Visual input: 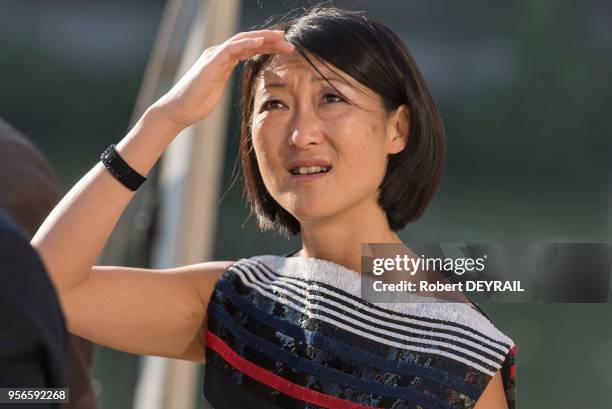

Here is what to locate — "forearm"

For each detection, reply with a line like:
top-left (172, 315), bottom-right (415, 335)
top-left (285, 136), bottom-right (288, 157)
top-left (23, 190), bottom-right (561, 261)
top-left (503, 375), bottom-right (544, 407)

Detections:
top-left (30, 28), bottom-right (291, 301)
top-left (31, 105), bottom-right (183, 296)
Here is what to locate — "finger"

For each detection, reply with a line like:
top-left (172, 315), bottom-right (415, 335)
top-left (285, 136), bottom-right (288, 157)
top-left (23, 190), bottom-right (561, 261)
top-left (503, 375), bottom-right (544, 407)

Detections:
top-left (251, 40), bottom-right (295, 54)
top-left (229, 32), bottom-right (293, 51)
top-left (226, 37), bottom-right (294, 61)
top-left (237, 44), bottom-right (295, 61)
top-left (230, 29), bottom-right (285, 42)
top-left (224, 37), bottom-right (264, 59)
top-left (227, 35), bottom-right (292, 51)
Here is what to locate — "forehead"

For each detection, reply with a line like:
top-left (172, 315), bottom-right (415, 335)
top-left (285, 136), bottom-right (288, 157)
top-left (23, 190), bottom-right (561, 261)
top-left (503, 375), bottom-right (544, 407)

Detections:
top-left (254, 50), bottom-right (369, 95)
top-left (264, 51), bottom-right (326, 75)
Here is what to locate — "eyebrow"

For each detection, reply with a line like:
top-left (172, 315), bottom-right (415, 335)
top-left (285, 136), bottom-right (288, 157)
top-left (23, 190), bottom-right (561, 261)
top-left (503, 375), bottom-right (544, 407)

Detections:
top-left (262, 76), bottom-right (348, 89)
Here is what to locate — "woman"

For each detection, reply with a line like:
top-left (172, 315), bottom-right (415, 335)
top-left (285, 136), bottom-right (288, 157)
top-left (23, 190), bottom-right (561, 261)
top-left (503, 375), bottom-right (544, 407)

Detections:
top-left (32, 6), bottom-right (516, 409)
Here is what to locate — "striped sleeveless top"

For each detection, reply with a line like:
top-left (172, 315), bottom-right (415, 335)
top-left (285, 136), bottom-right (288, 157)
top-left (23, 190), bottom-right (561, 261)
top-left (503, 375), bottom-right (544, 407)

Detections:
top-left (202, 254), bottom-right (517, 409)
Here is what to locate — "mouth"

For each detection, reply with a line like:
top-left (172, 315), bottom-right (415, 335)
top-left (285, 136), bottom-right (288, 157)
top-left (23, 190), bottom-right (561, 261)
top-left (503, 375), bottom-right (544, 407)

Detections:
top-left (288, 165), bottom-right (332, 182)
top-left (289, 165), bottom-right (331, 175)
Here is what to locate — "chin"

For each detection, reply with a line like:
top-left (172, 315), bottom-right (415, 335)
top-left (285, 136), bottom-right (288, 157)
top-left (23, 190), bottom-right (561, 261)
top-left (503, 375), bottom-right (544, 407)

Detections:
top-left (285, 201), bottom-right (347, 225)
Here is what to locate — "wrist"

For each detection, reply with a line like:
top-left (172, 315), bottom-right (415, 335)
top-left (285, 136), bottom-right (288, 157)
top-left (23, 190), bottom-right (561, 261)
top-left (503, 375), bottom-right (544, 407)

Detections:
top-left (115, 104), bottom-right (185, 176)
top-left (147, 98), bottom-right (191, 133)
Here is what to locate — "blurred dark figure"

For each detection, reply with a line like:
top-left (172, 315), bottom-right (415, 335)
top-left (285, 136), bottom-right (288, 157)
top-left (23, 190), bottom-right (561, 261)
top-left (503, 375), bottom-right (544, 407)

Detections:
top-left (0, 207), bottom-right (66, 408)
top-left (0, 118), bottom-right (98, 409)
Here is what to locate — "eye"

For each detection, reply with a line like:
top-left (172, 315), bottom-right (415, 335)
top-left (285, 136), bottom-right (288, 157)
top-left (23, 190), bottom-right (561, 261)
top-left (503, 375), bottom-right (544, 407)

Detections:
top-left (322, 93), bottom-right (346, 104)
top-left (260, 99), bottom-right (284, 111)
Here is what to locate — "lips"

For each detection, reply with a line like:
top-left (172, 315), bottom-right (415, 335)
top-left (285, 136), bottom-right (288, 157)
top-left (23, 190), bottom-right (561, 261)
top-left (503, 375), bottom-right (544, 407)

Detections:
top-left (289, 170), bottom-right (330, 182)
top-left (286, 159), bottom-right (332, 174)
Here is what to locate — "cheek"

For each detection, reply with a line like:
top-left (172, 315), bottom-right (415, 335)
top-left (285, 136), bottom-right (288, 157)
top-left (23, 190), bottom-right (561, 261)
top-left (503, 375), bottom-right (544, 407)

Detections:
top-left (335, 116), bottom-right (388, 182)
top-left (251, 134), bottom-right (271, 178)
top-left (251, 125), bottom-right (284, 190)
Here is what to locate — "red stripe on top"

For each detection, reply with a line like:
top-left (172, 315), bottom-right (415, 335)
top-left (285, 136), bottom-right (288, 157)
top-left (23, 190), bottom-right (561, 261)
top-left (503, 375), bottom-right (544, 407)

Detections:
top-left (204, 330), bottom-right (382, 409)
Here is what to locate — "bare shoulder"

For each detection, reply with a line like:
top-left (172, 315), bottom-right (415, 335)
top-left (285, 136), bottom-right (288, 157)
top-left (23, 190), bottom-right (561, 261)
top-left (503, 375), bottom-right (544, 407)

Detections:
top-left (169, 260), bottom-right (236, 304)
top-left (165, 260), bottom-right (235, 275)
top-left (473, 369), bottom-right (508, 409)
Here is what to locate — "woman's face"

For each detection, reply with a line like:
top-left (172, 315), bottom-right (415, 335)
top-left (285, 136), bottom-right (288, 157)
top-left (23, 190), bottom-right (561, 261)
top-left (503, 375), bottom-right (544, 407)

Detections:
top-left (250, 50), bottom-right (408, 225)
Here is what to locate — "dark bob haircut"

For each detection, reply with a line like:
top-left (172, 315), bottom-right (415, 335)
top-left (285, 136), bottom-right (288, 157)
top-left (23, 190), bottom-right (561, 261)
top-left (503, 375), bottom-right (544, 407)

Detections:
top-left (239, 5), bottom-right (445, 237)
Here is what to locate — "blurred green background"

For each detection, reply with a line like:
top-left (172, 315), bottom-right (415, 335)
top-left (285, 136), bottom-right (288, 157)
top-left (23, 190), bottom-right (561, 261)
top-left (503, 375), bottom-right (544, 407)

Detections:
top-left (1, 0), bottom-right (611, 407)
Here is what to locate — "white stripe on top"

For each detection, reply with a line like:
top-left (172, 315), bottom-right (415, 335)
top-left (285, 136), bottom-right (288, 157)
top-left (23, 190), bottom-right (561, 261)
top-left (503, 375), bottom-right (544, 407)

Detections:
top-left (226, 258), bottom-right (513, 376)
top-left (241, 258), bottom-right (507, 358)
top-left (250, 255), bottom-right (514, 348)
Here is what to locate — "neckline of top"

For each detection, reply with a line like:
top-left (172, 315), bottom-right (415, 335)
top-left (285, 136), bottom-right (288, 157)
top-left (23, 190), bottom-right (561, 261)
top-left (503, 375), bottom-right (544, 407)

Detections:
top-left (281, 249), bottom-right (361, 277)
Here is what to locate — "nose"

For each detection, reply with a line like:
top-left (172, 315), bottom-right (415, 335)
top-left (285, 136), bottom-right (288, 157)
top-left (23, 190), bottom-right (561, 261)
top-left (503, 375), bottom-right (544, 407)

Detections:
top-left (288, 104), bottom-right (324, 149)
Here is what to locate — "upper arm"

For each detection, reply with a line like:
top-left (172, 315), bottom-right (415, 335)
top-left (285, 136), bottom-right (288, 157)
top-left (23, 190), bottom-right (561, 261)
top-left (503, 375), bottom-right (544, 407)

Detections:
top-left (60, 260), bottom-right (234, 363)
top-left (473, 369), bottom-right (509, 409)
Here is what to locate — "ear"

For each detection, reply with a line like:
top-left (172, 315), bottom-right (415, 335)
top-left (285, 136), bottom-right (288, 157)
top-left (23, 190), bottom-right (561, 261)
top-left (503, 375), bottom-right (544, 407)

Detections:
top-left (385, 104), bottom-right (410, 154)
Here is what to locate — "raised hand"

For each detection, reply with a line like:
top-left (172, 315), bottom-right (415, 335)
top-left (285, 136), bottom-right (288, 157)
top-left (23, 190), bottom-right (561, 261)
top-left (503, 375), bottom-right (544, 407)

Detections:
top-left (154, 29), bottom-right (295, 129)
